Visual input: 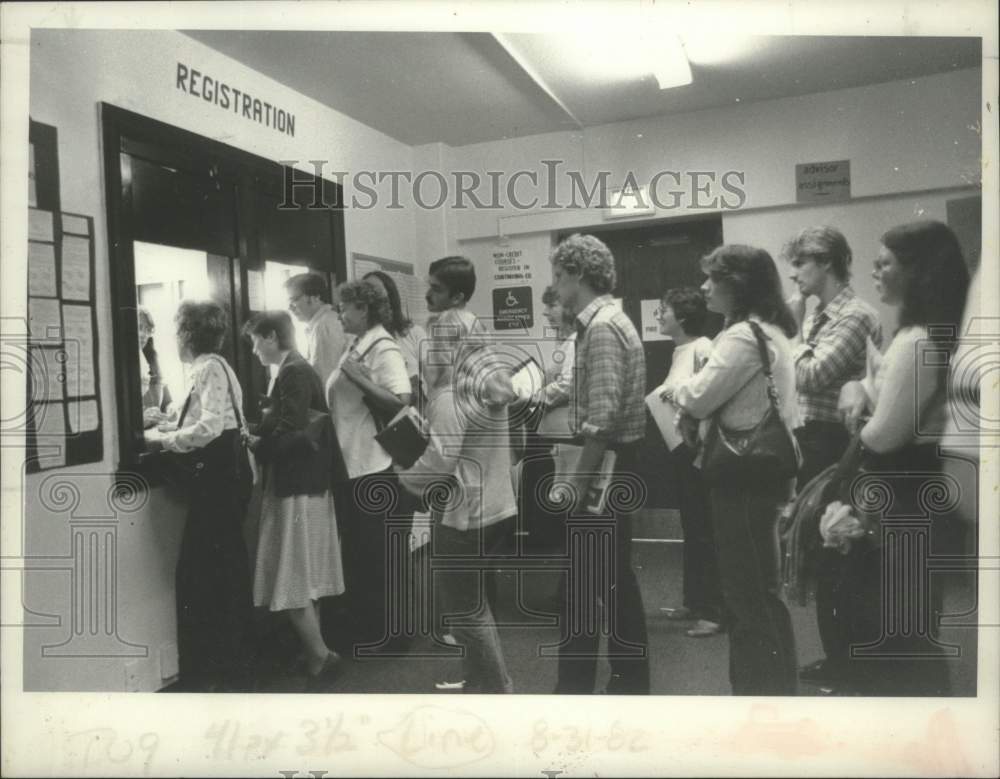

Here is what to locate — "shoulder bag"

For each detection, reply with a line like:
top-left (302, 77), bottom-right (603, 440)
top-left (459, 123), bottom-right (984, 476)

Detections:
top-left (701, 321), bottom-right (800, 486)
top-left (354, 336), bottom-right (403, 432)
top-left (159, 356), bottom-right (252, 502)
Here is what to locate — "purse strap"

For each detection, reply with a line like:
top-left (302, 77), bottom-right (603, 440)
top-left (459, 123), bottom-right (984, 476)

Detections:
top-left (353, 336), bottom-right (397, 363)
top-left (176, 355), bottom-right (246, 434)
top-left (746, 321), bottom-right (782, 415)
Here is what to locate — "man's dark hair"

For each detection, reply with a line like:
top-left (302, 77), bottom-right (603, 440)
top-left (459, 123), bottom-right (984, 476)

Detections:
top-left (428, 255), bottom-right (476, 302)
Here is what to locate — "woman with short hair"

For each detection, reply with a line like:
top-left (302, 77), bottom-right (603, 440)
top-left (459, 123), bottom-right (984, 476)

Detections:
top-left (243, 310), bottom-right (345, 677)
top-left (660, 245), bottom-right (801, 695)
top-left (327, 279), bottom-right (412, 646)
top-left (143, 300), bottom-right (254, 692)
top-left (655, 287), bottom-right (723, 638)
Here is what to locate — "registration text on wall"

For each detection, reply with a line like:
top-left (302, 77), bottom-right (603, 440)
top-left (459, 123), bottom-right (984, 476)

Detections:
top-left (176, 63), bottom-right (296, 137)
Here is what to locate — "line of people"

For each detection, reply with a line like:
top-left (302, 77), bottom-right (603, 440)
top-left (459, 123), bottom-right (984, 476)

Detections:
top-left (141, 217), bottom-right (975, 696)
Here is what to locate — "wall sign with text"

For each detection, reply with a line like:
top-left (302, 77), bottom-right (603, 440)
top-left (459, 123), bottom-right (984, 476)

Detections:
top-left (492, 286), bottom-right (534, 330)
top-left (795, 159), bottom-right (851, 203)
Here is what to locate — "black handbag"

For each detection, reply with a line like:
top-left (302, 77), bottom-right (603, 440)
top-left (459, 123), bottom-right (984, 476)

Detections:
top-left (353, 336), bottom-right (401, 432)
top-left (158, 356), bottom-right (252, 502)
top-left (701, 321), bottom-right (800, 486)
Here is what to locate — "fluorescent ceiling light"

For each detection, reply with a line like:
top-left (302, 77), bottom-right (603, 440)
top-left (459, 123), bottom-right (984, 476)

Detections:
top-left (649, 35), bottom-right (693, 90)
top-left (499, 30), bottom-right (691, 91)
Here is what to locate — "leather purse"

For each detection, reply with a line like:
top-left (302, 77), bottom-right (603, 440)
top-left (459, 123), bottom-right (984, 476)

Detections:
top-left (159, 356), bottom-right (252, 503)
top-left (701, 321), bottom-right (800, 486)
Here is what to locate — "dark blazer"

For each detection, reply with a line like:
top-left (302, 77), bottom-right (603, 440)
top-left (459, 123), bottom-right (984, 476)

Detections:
top-left (251, 350), bottom-right (334, 498)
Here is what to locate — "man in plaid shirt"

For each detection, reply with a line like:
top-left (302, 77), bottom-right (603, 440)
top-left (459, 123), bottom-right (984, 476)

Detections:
top-left (784, 226), bottom-right (882, 688)
top-left (550, 233), bottom-right (649, 695)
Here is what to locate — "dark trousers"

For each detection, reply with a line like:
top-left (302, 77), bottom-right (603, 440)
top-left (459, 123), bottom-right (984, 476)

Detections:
top-left (795, 421), bottom-right (851, 672)
top-left (555, 445), bottom-right (650, 694)
top-left (842, 445), bottom-right (953, 695)
top-left (710, 476), bottom-right (798, 695)
top-left (517, 445), bottom-right (565, 556)
top-left (335, 468), bottom-right (398, 648)
top-left (672, 444), bottom-right (724, 623)
top-left (176, 481), bottom-right (254, 691)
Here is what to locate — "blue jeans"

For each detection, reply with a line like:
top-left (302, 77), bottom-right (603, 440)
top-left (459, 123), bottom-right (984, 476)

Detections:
top-left (433, 518), bottom-right (515, 693)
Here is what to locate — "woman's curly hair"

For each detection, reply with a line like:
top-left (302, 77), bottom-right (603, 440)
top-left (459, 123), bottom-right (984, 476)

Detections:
top-left (337, 279), bottom-right (392, 329)
top-left (174, 300), bottom-right (227, 357)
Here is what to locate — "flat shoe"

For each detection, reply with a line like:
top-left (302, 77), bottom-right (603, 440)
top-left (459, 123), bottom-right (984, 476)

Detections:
top-left (307, 651), bottom-right (342, 678)
top-left (686, 620), bottom-right (721, 638)
top-left (660, 607), bottom-right (693, 621)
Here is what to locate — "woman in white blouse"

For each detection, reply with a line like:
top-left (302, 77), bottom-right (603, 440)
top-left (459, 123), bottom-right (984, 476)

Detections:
top-left (659, 245), bottom-right (801, 696)
top-left (143, 300), bottom-right (254, 692)
top-left (326, 279), bottom-right (412, 647)
top-left (836, 220), bottom-right (970, 695)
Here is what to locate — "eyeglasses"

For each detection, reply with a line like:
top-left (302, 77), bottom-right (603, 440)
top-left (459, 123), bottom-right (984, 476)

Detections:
top-left (287, 294), bottom-right (304, 307)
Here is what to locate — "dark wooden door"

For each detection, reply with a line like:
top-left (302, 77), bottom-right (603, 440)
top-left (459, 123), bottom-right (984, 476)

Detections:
top-left (560, 217), bottom-right (723, 509)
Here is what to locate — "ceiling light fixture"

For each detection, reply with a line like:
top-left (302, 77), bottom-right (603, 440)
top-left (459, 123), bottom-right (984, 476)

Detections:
top-left (649, 35), bottom-right (693, 90)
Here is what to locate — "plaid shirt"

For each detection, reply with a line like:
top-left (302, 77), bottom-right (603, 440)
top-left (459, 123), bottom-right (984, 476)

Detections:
top-left (793, 286), bottom-right (882, 425)
top-left (571, 295), bottom-right (646, 444)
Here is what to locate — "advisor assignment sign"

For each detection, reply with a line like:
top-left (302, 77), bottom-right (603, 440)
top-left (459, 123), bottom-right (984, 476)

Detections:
top-left (492, 286), bottom-right (533, 330)
top-left (795, 159), bottom-right (851, 203)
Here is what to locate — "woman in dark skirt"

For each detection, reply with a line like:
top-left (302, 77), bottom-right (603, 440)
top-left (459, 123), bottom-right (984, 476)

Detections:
top-left (144, 300), bottom-right (254, 692)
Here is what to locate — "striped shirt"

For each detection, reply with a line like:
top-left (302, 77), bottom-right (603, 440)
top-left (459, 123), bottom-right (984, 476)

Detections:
top-left (571, 295), bottom-right (646, 444)
top-left (793, 286), bottom-right (882, 425)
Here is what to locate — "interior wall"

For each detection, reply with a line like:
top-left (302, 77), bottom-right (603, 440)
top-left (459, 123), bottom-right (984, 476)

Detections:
top-left (445, 68), bottom-right (982, 242)
top-left (722, 190), bottom-right (981, 331)
top-left (23, 29), bottom-right (424, 691)
top-left (443, 68), bottom-right (981, 340)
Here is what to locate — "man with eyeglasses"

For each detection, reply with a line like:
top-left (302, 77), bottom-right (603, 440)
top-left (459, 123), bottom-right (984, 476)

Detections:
top-left (285, 272), bottom-right (347, 386)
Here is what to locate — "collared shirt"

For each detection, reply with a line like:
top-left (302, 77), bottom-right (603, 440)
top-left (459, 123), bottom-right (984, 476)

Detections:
top-left (326, 324), bottom-right (411, 479)
top-left (159, 353), bottom-right (243, 453)
top-left (674, 317), bottom-right (800, 434)
top-left (793, 286), bottom-right (882, 425)
top-left (304, 303), bottom-right (347, 386)
top-left (266, 351), bottom-right (291, 397)
top-left (570, 295), bottom-right (646, 444)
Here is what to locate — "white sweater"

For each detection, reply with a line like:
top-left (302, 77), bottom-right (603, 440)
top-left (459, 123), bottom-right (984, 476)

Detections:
top-left (398, 386), bottom-right (516, 532)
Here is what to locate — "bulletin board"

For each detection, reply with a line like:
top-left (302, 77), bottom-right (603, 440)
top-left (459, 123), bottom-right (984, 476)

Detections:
top-left (352, 251), bottom-right (428, 327)
top-left (25, 120), bottom-right (103, 472)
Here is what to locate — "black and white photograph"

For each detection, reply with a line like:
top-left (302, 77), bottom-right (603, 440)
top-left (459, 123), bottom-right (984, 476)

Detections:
top-left (1, 0), bottom-right (997, 775)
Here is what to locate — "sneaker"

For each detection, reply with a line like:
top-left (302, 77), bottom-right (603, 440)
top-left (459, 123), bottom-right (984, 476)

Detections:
top-left (686, 619), bottom-right (722, 638)
top-left (799, 658), bottom-right (841, 684)
top-left (434, 678), bottom-right (467, 691)
top-left (659, 607), bottom-right (694, 621)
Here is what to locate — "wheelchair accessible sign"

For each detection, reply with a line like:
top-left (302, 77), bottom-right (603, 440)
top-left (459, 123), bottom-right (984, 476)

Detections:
top-left (492, 286), bottom-right (534, 330)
